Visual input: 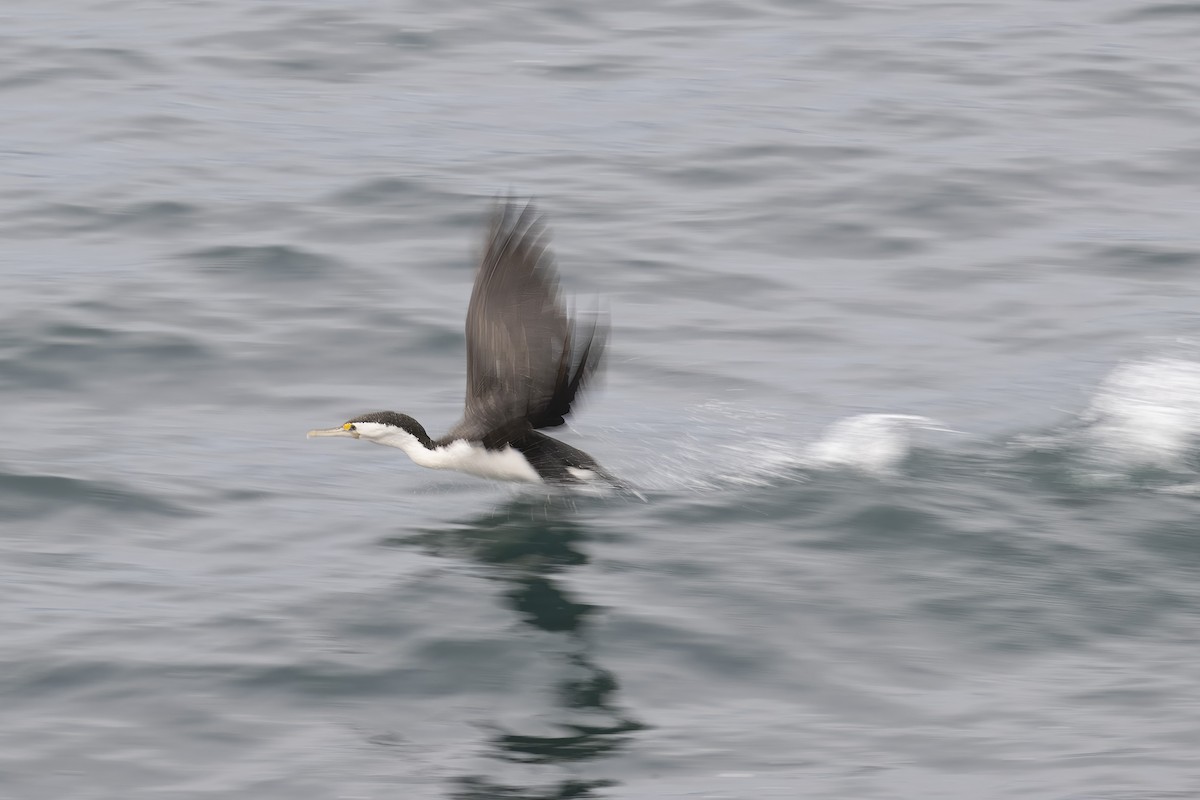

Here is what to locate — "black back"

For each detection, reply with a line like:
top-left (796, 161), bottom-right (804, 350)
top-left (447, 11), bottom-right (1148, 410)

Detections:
top-left (506, 429), bottom-right (616, 484)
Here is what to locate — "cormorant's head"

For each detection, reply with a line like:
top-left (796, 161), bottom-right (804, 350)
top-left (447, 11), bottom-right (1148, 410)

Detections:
top-left (307, 411), bottom-right (432, 449)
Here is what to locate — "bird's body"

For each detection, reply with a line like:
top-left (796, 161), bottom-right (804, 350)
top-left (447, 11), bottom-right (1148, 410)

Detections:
top-left (308, 201), bottom-right (621, 490)
top-left (405, 438), bottom-right (545, 483)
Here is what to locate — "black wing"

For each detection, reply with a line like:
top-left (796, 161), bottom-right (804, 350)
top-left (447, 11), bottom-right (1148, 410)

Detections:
top-left (446, 200), bottom-right (606, 446)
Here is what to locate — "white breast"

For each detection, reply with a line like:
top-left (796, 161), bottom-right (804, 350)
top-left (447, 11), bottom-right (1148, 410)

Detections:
top-left (411, 440), bottom-right (542, 483)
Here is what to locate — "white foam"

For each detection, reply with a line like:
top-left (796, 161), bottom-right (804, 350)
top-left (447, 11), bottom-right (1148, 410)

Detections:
top-left (1155, 482), bottom-right (1200, 496)
top-left (1082, 357), bottom-right (1200, 470)
top-left (805, 414), bottom-right (951, 476)
top-left (600, 404), bottom-right (953, 492)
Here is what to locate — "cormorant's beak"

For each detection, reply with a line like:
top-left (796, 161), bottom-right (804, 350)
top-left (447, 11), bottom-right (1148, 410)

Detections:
top-left (307, 427), bottom-right (359, 439)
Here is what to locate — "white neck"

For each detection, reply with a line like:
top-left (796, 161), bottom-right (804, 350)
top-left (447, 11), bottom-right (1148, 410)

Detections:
top-left (356, 423), bottom-right (433, 460)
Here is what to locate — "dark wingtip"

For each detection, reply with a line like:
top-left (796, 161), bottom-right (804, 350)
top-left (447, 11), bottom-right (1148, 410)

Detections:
top-left (570, 309), bottom-right (610, 399)
top-left (532, 308), bottom-right (609, 430)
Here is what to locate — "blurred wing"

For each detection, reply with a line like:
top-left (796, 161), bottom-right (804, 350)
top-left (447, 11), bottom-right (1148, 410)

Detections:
top-left (453, 200), bottom-right (606, 444)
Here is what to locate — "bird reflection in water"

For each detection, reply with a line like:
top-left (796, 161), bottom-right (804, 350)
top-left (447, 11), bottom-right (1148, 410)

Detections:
top-left (394, 496), bottom-right (644, 799)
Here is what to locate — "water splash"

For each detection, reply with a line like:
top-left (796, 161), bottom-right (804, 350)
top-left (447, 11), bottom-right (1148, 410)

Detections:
top-left (604, 404), bottom-right (955, 492)
top-left (1081, 357), bottom-right (1200, 471)
top-left (805, 413), bottom-right (952, 476)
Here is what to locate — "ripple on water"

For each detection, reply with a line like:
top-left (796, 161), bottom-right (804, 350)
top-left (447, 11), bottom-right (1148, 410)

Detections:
top-left (6, 321), bottom-right (214, 392)
top-left (5, 201), bottom-right (202, 237)
top-left (0, 470), bottom-right (193, 521)
top-left (1086, 244), bottom-right (1200, 278)
top-left (180, 244), bottom-right (344, 281)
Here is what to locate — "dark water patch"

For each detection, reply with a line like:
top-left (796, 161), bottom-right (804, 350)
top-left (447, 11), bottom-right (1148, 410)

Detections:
top-left (115, 201), bottom-right (201, 234)
top-left (488, 719), bottom-right (644, 764)
top-left (538, 3), bottom-right (605, 26)
top-left (15, 324), bottom-right (213, 390)
top-left (815, 172), bottom-right (1036, 240)
top-left (1085, 244), bottom-right (1200, 277)
top-left (369, 315), bottom-right (463, 357)
top-left (863, 52), bottom-right (1018, 89)
top-left (195, 54), bottom-right (362, 81)
top-left (453, 774), bottom-right (615, 800)
top-left (890, 261), bottom-right (1016, 291)
top-left (100, 114), bottom-right (208, 140)
top-left (664, 140), bottom-right (884, 192)
top-left (1114, 3), bottom-right (1200, 22)
top-left (0, 66), bottom-right (113, 91)
top-left (854, 481), bottom-right (1200, 650)
top-left (326, 177), bottom-right (459, 209)
top-left (0, 44), bottom-right (160, 91)
top-left (30, 321), bottom-right (118, 344)
top-left (2, 658), bottom-right (123, 700)
top-left (850, 98), bottom-right (988, 139)
top-left (0, 360), bottom-right (75, 392)
top-left (9, 550), bottom-right (92, 571)
top-left (656, 161), bottom-right (765, 190)
top-left (1133, 517), bottom-right (1200, 565)
top-left (181, 245), bottom-right (343, 280)
top-left (5, 203), bottom-right (104, 236)
top-left (710, 141), bottom-right (882, 165)
top-left (956, 161), bottom-right (1089, 195)
top-left (1013, 447), bottom-right (1200, 506)
top-left (1102, 148), bottom-right (1200, 187)
top-left (887, 181), bottom-right (1032, 238)
top-left (5, 330), bottom-right (220, 395)
top-left (912, 579), bottom-right (1097, 655)
top-left (220, 486), bottom-right (276, 503)
top-left (535, 58), bottom-right (649, 81)
top-left (378, 28), bottom-right (442, 51)
top-left (188, 14), bottom-right (439, 81)
top-left (1052, 67), bottom-right (1191, 108)
top-left (234, 652), bottom-right (524, 697)
top-left (9, 201), bottom-right (201, 236)
top-left (815, 500), bottom-right (952, 551)
top-left (0, 471), bottom-right (191, 521)
top-left (783, 219), bottom-right (927, 259)
top-left (1050, 73), bottom-right (1200, 121)
top-left (210, 7), bottom-right (442, 53)
top-left (59, 46), bottom-right (161, 72)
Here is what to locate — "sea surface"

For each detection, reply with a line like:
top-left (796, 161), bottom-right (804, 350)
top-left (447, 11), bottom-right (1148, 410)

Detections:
top-left (3, 1), bottom-right (1200, 798)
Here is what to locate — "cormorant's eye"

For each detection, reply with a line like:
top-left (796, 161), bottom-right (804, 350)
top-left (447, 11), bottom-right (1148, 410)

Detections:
top-left (343, 423), bottom-right (356, 432)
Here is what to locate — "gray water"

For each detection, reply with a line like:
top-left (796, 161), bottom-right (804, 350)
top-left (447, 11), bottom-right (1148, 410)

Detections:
top-left (3, 1), bottom-right (1200, 798)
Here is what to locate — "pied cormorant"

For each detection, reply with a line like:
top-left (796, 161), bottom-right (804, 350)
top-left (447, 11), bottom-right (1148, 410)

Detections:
top-left (308, 200), bottom-right (622, 489)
